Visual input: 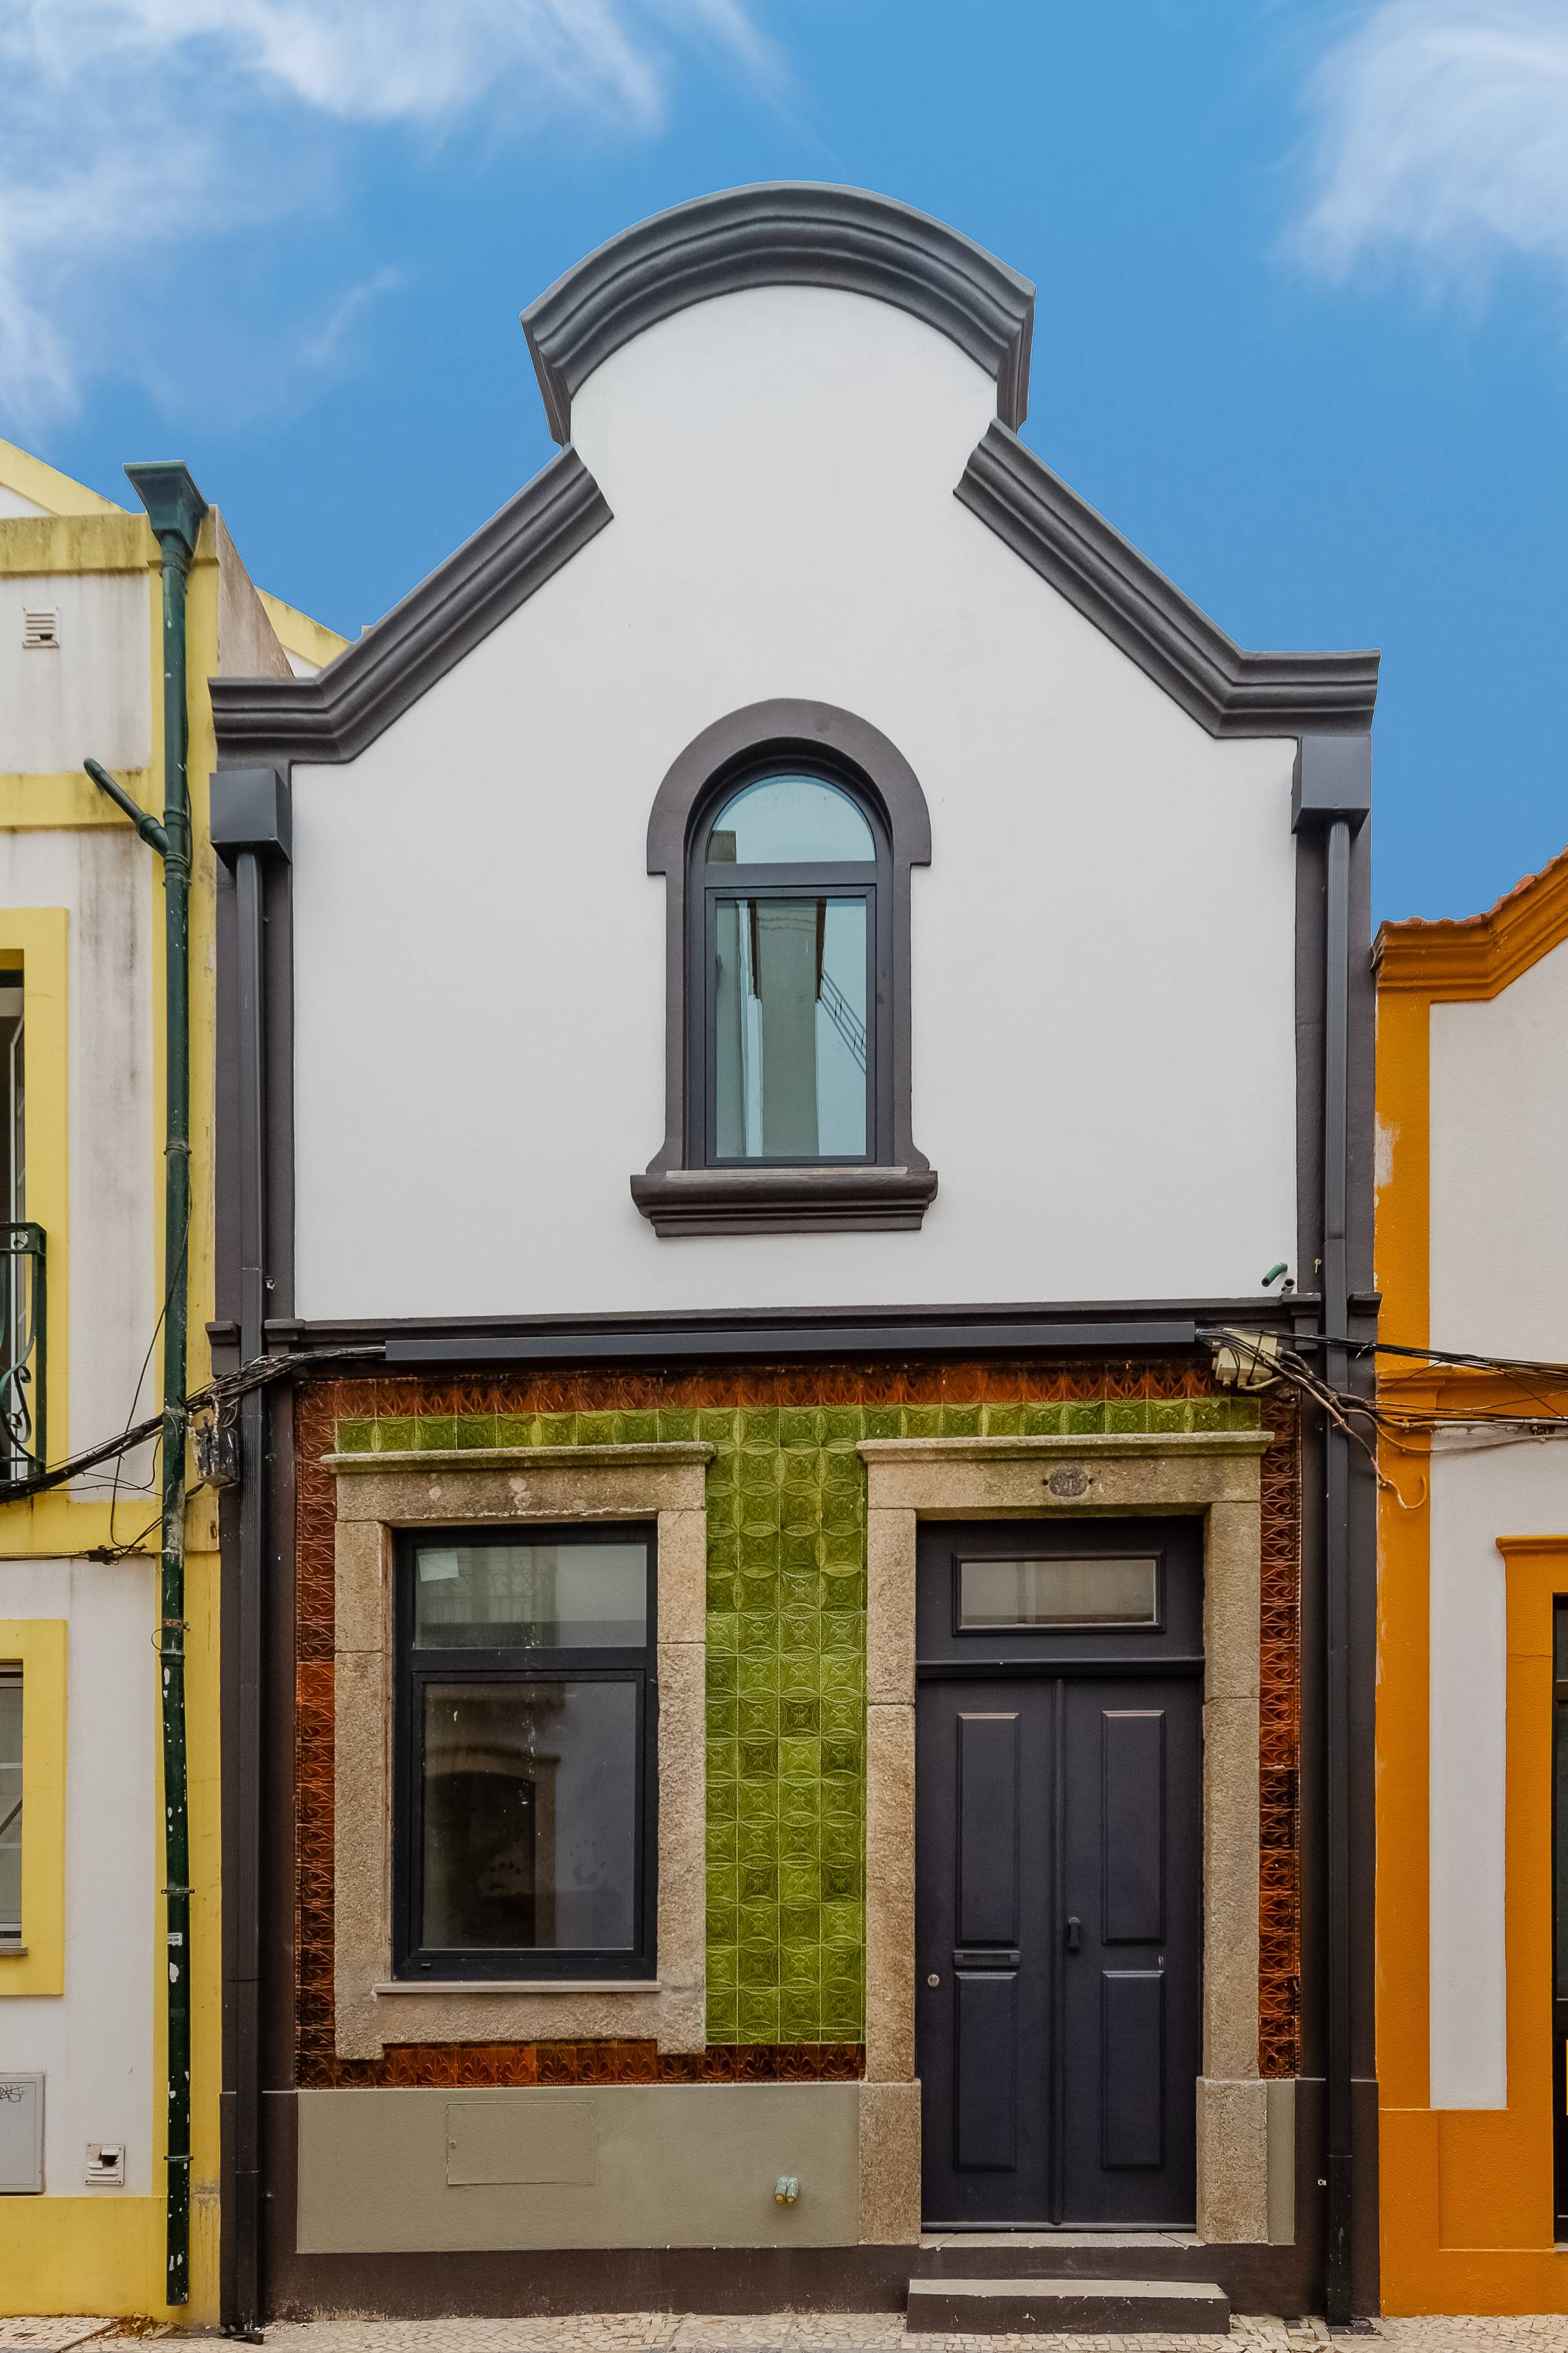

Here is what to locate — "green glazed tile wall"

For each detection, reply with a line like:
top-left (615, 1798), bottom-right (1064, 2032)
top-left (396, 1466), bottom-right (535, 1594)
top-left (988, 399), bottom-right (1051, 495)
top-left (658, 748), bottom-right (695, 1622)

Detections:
top-left (332, 1392), bottom-right (1261, 2044)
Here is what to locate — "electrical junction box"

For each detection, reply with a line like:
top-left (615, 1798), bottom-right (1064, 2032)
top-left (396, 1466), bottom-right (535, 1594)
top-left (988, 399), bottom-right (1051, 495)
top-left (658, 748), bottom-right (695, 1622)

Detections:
top-left (0, 2073), bottom-right (43, 2192)
top-left (85, 2142), bottom-right (125, 2186)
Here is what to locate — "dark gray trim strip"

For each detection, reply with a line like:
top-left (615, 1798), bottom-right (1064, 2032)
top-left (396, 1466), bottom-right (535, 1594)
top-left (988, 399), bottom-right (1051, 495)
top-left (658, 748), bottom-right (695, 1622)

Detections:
top-left (642, 699), bottom-right (934, 1213)
top-left (210, 451), bottom-right (611, 766)
top-left (522, 183), bottom-right (1035, 444)
top-left (631, 1164), bottom-right (937, 1237)
top-left (956, 424), bottom-right (1380, 739)
top-left (386, 1318), bottom-right (1201, 1366)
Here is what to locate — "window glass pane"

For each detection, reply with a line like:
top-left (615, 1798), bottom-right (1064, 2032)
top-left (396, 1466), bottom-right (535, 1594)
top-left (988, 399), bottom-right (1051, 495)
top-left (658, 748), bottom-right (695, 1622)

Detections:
top-left (715, 896), bottom-right (868, 1158)
top-left (413, 1541), bottom-right (647, 1649)
top-left (420, 1680), bottom-right (637, 1951)
top-left (1554, 1601), bottom-right (1568, 1683)
top-left (708, 775), bottom-right (874, 865)
top-left (958, 1556), bottom-right (1159, 1629)
top-left (0, 1672), bottom-right (20, 1942)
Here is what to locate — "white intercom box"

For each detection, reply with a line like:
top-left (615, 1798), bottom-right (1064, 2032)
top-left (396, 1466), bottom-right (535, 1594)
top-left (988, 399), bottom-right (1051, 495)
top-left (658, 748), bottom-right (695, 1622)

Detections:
top-left (0, 2073), bottom-right (43, 2193)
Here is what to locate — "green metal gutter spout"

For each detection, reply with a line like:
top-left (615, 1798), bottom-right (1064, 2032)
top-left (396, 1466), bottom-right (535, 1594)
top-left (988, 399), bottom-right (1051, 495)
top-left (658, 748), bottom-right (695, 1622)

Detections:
top-left (88, 458), bottom-right (207, 2312)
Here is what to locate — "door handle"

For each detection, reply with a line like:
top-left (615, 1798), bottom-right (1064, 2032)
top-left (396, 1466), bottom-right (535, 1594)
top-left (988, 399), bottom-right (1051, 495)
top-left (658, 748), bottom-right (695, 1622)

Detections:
top-left (1065, 1915), bottom-right (1082, 1953)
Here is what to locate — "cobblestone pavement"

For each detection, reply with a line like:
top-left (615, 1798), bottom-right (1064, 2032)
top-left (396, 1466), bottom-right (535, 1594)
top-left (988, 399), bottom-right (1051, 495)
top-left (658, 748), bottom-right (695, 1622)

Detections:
top-left (10, 2314), bottom-right (1568, 2352)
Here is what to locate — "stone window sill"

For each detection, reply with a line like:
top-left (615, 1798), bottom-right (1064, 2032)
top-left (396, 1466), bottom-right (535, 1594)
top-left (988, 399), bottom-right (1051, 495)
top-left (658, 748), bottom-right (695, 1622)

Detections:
top-left (630, 1164), bottom-right (937, 1237)
top-left (374, 1980), bottom-right (662, 1997)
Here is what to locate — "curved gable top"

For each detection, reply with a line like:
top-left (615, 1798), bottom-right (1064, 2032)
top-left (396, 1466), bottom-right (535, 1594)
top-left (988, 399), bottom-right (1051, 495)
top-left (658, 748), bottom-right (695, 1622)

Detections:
top-left (522, 182), bottom-right (1036, 444)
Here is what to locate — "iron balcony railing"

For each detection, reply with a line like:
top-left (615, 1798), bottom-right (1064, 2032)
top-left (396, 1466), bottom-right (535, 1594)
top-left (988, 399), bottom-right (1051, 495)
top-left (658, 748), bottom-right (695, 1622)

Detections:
top-left (0, 1224), bottom-right (45, 1485)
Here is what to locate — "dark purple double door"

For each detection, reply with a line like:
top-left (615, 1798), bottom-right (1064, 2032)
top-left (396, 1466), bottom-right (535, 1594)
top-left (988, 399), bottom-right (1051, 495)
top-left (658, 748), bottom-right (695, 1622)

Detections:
top-left (914, 1519), bottom-right (1203, 2230)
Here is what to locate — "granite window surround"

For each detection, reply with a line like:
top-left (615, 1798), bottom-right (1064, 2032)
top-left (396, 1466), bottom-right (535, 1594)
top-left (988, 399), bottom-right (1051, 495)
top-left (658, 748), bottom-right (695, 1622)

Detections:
top-left (857, 1426), bottom-right (1288, 2250)
top-left (328, 1441), bottom-right (711, 2060)
top-left (633, 701), bottom-right (936, 1236)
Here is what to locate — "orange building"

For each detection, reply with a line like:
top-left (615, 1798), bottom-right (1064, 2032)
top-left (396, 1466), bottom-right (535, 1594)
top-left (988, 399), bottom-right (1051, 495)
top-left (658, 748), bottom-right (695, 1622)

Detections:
top-left (1378, 852), bottom-right (1568, 2310)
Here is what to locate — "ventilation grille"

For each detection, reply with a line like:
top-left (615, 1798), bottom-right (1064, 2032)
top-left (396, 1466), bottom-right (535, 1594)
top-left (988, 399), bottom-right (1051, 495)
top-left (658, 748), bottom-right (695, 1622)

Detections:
top-left (21, 608), bottom-right (59, 650)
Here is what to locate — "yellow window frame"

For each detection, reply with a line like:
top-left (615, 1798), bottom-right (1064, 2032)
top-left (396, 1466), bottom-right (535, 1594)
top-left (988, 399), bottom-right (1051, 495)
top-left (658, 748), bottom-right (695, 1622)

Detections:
top-left (0, 1616), bottom-right (66, 1995)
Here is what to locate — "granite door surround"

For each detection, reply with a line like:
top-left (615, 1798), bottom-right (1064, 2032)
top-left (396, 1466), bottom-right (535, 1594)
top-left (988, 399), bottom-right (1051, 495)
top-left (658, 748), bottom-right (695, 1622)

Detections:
top-left (859, 1428), bottom-right (1276, 2246)
top-left (327, 1442), bottom-right (711, 2060)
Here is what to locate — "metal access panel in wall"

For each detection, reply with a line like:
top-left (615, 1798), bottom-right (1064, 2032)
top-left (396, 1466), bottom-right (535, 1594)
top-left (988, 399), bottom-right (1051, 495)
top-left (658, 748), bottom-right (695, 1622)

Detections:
top-left (0, 2073), bottom-right (44, 2192)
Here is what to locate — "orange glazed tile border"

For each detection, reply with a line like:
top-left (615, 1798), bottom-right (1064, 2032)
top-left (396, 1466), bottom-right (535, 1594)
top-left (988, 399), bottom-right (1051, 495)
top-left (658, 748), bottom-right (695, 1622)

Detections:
top-left (292, 1359), bottom-right (1299, 2089)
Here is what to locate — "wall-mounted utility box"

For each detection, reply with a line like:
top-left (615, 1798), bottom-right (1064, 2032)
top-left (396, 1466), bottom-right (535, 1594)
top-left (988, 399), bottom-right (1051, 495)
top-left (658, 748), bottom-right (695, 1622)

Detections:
top-left (0, 2073), bottom-right (44, 2192)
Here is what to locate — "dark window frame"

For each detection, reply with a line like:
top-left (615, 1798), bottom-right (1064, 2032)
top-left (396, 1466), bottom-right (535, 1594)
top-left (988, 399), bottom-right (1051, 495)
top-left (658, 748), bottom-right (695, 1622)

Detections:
top-left (691, 759), bottom-right (891, 1170)
top-left (391, 1522), bottom-right (658, 1984)
top-left (634, 699), bottom-right (937, 1235)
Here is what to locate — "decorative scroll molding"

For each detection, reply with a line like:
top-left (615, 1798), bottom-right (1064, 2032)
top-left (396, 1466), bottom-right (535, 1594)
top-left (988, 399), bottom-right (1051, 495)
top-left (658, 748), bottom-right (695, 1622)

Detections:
top-left (522, 182), bottom-right (1035, 444)
top-left (956, 422), bottom-right (1381, 741)
top-left (210, 449), bottom-right (611, 766)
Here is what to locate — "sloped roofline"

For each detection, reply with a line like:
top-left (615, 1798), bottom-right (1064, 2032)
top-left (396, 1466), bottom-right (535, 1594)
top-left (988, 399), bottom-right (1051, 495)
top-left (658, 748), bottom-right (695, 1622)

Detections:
top-left (1376, 843), bottom-right (1568, 999)
top-left (211, 192), bottom-right (1378, 766)
top-left (957, 424), bottom-right (1380, 739)
top-left (521, 182), bottom-right (1036, 444)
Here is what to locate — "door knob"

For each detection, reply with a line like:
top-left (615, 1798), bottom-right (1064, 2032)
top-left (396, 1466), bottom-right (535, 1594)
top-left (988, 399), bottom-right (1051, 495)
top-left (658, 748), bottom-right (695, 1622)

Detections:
top-left (1065, 1915), bottom-right (1082, 1953)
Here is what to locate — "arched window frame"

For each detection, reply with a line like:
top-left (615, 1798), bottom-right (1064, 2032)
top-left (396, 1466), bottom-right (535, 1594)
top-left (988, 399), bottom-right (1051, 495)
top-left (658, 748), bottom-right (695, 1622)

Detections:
top-left (634, 701), bottom-right (935, 1237)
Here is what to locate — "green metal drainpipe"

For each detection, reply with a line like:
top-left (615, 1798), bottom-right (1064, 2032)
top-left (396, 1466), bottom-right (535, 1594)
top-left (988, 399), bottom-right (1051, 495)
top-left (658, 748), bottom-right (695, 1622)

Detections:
top-left (86, 457), bottom-right (207, 2310)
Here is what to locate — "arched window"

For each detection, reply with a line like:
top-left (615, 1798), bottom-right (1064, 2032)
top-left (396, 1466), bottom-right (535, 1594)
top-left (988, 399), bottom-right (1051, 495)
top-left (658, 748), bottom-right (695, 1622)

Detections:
top-left (636, 701), bottom-right (935, 1235)
top-left (696, 769), bottom-right (883, 1167)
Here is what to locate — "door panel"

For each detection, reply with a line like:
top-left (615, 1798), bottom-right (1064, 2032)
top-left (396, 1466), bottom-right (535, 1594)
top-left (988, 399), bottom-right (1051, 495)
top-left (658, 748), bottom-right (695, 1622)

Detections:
top-left (917, 1681), bottom-right (1054, 2225)
top-left (1101, 1971), bottom-right (1165, 2168)
top-left (957, 1711), bottom-right (1019, 1944)
top-left (955, 1971), bottom-right (1019, 2167)
top-left (1101, 1709), bottom-right (1165, 1944)
top-left (1059, 1678), bottom-right (1200, 2225)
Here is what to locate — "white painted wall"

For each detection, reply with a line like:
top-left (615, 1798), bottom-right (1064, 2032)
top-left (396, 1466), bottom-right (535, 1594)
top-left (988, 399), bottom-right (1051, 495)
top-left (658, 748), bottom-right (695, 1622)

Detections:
top-left (0, 489), bottom-right (49, 519)
top-left (1431, 941), bottom-right (1568, 1361)
top-left (1428, 1435), bottom-right (1568, 2108)
top-left (0, 1557), bottom-right (158, 2194)
top-left (292, 283), bottom-right (1300, 1321)
top-left (0, 575), bottom-right (150, 774)
top-left (0, 829), bottom-right (158, 1474)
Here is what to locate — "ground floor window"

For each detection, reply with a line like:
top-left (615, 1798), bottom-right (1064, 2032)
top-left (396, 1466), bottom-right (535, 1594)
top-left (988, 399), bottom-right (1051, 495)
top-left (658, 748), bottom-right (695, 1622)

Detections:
top-left (392, 1524), bottom-right (657, 1982)
top-left (0, 1665), bottom-right (19, 1946)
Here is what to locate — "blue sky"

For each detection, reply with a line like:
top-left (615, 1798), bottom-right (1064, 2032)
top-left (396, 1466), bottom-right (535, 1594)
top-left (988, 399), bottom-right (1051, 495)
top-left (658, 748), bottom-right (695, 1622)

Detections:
top-left (5, 0), bottom-right (1565, 925)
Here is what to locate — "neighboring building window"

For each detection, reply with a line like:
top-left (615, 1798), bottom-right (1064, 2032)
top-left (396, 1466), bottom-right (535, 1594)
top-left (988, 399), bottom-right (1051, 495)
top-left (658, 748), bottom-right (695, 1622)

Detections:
top-left (393, 1525), bottom-right (657, 1982)
top-left (0, 978), bottom-right (36, 1481)
top-left (697, 770), bottom-right (884, 1166)
top-left (0, 1667), bottom-right (20, 1946)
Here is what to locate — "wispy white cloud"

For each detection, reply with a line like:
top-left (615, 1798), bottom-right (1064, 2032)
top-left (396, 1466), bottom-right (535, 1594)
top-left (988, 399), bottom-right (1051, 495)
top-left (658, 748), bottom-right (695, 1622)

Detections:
top-left (1292, 1), bottom-right (1568, 297)
top-left (0, 0), bottom-right (779, 430)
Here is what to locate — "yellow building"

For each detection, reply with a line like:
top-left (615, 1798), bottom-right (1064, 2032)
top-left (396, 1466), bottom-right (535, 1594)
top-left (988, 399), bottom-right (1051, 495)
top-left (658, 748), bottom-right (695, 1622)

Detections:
top-left (1378, 856), bottom-right (1568, 2312)
top-left (0, 436), bottom-right (342, 2321)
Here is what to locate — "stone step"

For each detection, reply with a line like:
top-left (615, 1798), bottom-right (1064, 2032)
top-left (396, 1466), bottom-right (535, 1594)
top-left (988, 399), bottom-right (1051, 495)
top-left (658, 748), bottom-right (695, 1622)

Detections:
top-left (915, 2232), bottom-right (1207, 2281)
top-left (905, 2274), bottom-right (1232, 2336)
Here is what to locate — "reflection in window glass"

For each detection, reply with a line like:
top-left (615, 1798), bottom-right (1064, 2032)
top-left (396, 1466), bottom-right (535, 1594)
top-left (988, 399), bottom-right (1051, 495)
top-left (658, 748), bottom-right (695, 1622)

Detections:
top-left (413, 1540), bottom-right (647, 1649)
top-left (715, 896), bottom-right (867, 1158)
top-left (0, 1669), bottom-right (19, 1943)
top-left (958, 1556), bottom-right (1159, 1629)
top-left (420, 1680), bottom-right (637, 1952)
top-left (708, 774), bottom-right (875, 865)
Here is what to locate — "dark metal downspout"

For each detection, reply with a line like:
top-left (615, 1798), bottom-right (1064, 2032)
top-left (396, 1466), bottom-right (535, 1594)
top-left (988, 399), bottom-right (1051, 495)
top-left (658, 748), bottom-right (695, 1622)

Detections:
top-left (1293, 737), bottom-right (1371, 2329)
top-left (90, 460), bottom-right (207, 2309)
top-left (210, 766), bottom-right (291, 2341)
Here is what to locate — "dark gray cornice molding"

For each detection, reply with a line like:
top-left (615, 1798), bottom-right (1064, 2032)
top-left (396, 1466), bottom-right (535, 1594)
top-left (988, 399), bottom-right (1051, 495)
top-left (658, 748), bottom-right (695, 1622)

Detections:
top-left (630, 1164), bottom-right (938, 1238)
top-left (522, 183), bottom-right (1035, 444)
top-left (956, 423), bottom-right (1381, 740)
top-left (210, 449), bottom-right (611, 766)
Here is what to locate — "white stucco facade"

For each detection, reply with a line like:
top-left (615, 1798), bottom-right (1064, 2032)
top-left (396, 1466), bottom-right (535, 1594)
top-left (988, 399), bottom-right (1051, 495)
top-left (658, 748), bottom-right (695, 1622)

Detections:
top-left (1, 574), bottom-right (150, 776)
top-left (0, 1556), bottom-right (158, 2191)
top-left (290, 285), bottom-right (1299, 1322)
top-left (1423, 942), bottom-right (1568, 2108)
